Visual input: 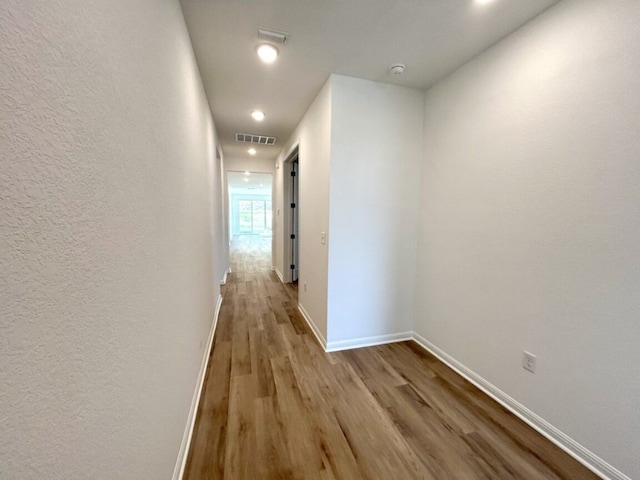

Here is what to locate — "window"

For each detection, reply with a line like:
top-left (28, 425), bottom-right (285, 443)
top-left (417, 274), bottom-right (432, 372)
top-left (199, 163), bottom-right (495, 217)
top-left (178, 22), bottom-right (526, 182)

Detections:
top-left (237, 199), bottom-right (271, 234)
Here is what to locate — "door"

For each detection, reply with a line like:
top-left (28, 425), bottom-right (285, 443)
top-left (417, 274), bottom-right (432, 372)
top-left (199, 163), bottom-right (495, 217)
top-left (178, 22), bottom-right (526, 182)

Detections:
top-left (290, 158), bottom-right (299, 283)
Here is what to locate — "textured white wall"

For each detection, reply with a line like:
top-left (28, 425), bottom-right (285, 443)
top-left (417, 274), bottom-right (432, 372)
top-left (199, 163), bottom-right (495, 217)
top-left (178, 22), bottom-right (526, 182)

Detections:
top-left (415, 0), bottom-right (640, 477)
top-left (0, 1), bottom-right (219, 479)
top-left (328, 75), bottom-right (424, 345)
top-left (275, 80), bottom-right (332, 340)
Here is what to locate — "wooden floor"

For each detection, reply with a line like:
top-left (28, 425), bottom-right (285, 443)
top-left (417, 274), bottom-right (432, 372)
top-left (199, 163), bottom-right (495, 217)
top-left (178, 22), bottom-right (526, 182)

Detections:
top-left (184, 235), bottom-right (598, 480)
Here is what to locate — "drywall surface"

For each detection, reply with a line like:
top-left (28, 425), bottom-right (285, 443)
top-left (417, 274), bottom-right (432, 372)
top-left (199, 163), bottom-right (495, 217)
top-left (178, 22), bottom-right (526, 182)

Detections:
top-left (225, 156), bottom-right (275, 174)
top-left (415, 0), bottom-right (640, 477)
top-left (328, 75), bottom-right (423, 345)
top-left (0, 1), bottom-right (219, 479)
top-left (275, 80), bottom-right (332, 341)
top-left (273, 158), bottom-right (284, 279)
top-left (215, 151), bottom-right (229, 284)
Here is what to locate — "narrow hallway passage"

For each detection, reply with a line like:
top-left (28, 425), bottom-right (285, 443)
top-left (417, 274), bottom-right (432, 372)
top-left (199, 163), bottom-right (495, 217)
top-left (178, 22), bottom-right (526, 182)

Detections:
top-left (183, 237), bottom-right (598, 480)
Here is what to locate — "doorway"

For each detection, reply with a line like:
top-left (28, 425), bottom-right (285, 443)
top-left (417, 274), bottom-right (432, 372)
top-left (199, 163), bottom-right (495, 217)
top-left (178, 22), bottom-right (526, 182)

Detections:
top-left (283, 146), bottom-right (299, 284)
top-left (290, 157), bottom-right (299, 283)
top-left (227, 170), bottom-right (273, 255)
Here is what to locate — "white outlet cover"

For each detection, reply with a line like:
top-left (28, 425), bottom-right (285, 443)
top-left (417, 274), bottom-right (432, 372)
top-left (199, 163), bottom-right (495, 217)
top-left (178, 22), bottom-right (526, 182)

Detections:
top-left (523, 351), bottom-right (537, 373)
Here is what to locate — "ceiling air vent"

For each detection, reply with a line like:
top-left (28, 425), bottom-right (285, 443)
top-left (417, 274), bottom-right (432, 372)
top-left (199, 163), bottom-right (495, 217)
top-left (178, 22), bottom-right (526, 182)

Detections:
top-left (235, 133), bottom-right (277, 145)
top-left (257, 27), bottom-right (288, 45)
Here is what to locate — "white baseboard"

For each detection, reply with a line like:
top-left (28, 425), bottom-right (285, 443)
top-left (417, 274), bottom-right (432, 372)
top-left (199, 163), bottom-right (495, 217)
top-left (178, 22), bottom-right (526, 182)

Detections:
top-left (172, 294), bottom-right (223, 480)
top-left (297, 303), bottom-right (327, 349)
top-left (296, 306), bottom-right (412, 354)
top-left (274, 267), bottom-right (284, 284)
top-left (222, 268), bottom-right (232, 285)
top-left (411, 332), bottom-right (629, 480)
top-left (219, 267), bottom-right (232, 285)
top-left (325, 331), bottom-right (413, 353)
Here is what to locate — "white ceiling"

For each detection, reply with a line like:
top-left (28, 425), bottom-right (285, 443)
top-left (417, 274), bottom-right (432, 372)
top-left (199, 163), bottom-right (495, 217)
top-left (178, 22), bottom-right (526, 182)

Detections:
top-left (180, 0), bottom-right (559, 162)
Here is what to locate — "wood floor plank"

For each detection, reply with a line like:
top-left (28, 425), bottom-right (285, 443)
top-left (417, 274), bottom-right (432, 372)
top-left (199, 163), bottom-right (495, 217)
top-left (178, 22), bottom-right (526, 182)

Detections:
top-left (224, 375), bottom-right (257, 480)
top-left (255, 395), bottom-right (295, 480)
top-left (183, 340), bottom-right (231, 479)
top-left (328, 360), bottom-right (435, 480)
top-left (249, 329), bottom-right (276, 398)
top-left (184, 235), bottom-right (600, 480)
top-left (271, 355), bottom-right (324, 479)
top-left (230, 318), bottom-right (251, 377)
top-left (386, 383), bottom-right (488, 479)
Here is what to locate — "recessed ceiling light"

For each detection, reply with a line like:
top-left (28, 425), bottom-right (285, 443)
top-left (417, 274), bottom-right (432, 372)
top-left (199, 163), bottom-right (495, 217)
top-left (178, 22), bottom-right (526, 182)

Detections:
top-left (475, 0), bottom-right (494, 4)
top-left (256, 44), bottom-right (278, 63)
top-left (243, 178), bottom-right (249, 182)
top-left (244, 171), bottom-right (251, 176)
top-left (251, 110), bottom-right (265, 121)
top-left (248, 148), bottom-right (257, 155)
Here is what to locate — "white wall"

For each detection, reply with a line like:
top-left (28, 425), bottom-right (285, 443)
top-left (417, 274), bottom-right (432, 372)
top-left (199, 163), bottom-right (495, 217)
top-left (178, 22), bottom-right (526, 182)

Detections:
top-left (215, 150), bottom-right (229, 283)
top-left (275, 80), bottom-right (332, 341)
top-left (415, 0), bottom-right (640, 478)
top-left (273, 150), bottom-right (289, 282)
top-left (328, 75), bottom-right (424, 347)
top-left (0, 1), bottom-right (220, 479)
top-left (225, 155), bottom-right (275, 174)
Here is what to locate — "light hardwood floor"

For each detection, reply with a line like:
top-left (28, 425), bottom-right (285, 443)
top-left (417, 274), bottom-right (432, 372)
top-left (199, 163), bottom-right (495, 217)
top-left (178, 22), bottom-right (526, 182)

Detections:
top-left (184, 235), bottom-right (598, 479)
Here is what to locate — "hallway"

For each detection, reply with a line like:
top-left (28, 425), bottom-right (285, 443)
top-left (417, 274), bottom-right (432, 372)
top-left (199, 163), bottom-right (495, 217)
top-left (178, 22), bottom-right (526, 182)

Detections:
top-left (183, 238), bottom-right (596, 480)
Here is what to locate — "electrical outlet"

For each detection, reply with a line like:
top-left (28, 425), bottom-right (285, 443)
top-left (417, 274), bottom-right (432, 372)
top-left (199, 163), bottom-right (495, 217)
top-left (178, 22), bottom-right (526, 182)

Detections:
top-left (320, 232), bottom-right (326, 245)
top-left (522, 351), bottom-right (537, 373)
top-left (303, 282), bottom-right (308, 292)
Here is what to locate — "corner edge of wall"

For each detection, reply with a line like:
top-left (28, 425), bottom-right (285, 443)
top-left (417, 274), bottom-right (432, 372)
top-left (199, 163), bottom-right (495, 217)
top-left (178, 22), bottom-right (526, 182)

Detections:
top-left (298, 303), bottom-right (328, 350)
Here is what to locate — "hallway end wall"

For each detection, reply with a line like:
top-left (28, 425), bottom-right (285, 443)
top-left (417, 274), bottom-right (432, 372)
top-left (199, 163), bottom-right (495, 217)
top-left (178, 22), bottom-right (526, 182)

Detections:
top-left (327, 75), bottom-right (424, 347)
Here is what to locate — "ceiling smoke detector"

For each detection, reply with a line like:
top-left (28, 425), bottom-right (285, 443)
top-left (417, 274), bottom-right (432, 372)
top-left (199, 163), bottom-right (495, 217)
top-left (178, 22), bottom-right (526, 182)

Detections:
top-left (390, 64), bottom-right (406, 75)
